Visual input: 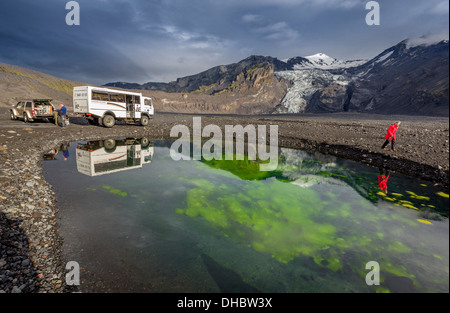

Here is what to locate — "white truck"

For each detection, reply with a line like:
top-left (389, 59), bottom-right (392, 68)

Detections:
top-left (73, 86), bottom-right (154, 128)
top-left (76, 138), bottom-right (154, 177)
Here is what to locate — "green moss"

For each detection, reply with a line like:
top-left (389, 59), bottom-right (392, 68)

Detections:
top-left (375, 286), bottom-right (391, 293)
top-left (388, 241), bottom-right (412, 254)
top-left (180, 179), bottom-right (337, 264)
top-left (0, 66), bottom-right (75, 96)
top-left (246, 63), bottom-right (270, 76)
top-left (102, 185), bottom-right (127, 197)
top-left (192, 84), bottom-right (215, 95)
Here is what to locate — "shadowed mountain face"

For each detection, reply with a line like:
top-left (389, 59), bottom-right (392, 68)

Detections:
top-left (275, 40), bottom-right (449, 116)
top-left (344, 40), bottom-right (449, 116)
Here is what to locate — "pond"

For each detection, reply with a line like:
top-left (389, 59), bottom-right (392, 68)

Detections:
top-left (42, 138), bottom-right (449, 293)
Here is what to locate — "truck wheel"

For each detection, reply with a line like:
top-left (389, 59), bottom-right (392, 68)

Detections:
top-left (103, 139), bottom-right (116, 152)
top-left (141, 137), bottom-right (149, 148)
top-left (103, 115), bottom-right (115, 128)
top-left (10, 111), bottom-right (16, 120)
top-left (140, 115), bottom-right (150, 126)
top-left (23, 113), bottom-right (29, 123)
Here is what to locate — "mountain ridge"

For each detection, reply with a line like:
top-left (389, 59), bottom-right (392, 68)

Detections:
top-left (104, 38), bottom-right (449, 116)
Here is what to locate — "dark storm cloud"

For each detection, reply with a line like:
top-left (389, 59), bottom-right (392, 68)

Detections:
top-left (0, 1), bottom-right (147, 84)
top-left (0, 0), bottom-right (448, 85)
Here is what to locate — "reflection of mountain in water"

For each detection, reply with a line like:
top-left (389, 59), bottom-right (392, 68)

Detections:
top-left (201, 147), bottom-right (448, 218)
top-left (201, 254), bottom-right (261, 293)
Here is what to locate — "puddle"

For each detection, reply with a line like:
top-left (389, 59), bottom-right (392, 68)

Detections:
top-left (42, 137), bottom-right (449, 293)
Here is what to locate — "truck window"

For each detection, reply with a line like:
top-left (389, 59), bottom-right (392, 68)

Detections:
top-left (135, 96), bottom-right (140, 105)
top-left (110, 94), bottom-right (125, 103)
top-left (144, 99), bottom-right (152, 106)
top-left (26, 102), bottom-right (32, 108)
top-left (92, 92), bottom-right (108, 101)
top-left (126, 95), bottom-right (133, 104)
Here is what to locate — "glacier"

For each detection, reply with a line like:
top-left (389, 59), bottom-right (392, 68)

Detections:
top-left (274, 53), bottom-right (367, 113)
top-left (275, 68), bottom-right (351, 113)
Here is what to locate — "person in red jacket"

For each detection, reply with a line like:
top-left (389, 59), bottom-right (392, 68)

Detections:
top-left (378, 169), bottom-right (390, 194)
top-left (381, 121), bottom-right (401, 151)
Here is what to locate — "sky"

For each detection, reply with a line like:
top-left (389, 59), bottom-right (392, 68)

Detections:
top-left (0, 0), bottom-right (448, 85)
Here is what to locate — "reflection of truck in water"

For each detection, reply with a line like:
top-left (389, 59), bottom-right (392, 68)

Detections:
top-left (76, 138), bottom-right (153, 176)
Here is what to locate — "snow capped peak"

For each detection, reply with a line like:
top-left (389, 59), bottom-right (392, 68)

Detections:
top-left (290, 53), bottom-right (367, 70)
top-left (305, 53), bottom-right (339, 66)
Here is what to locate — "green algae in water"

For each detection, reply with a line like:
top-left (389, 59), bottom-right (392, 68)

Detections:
top-left (177, 176), bottom-right (442, 286)
top-left (176, 157), bottom-right (450, 292)
top-left (102, 185), bottom-right (127, 197)
top-left (179, 178), bottom-right (338, 266)
top-left (200, 154), bottom-right (288, 182)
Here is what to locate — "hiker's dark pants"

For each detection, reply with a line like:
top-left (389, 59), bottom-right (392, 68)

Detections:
top-left (382, 140), bottom-right (395, 150)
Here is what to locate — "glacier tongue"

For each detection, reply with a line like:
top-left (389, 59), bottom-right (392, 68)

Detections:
top-left (275, 69), bottom-right (350, 113)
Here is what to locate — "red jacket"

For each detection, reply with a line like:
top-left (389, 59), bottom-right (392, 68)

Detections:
top-left (385, 124), bottom-right (398, 141)
top-left (378, 175), bottom-right (389, 191)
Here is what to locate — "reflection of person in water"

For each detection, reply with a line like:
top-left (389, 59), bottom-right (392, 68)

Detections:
top-left (378, 168), bottom-right (390, 194)
top-left (43, 148), bottom-right (59, 160)
top-left (61, 142), bottom-right (70, 161)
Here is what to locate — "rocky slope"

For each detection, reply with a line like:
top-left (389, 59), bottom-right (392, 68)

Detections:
top-left (106, 56), bottom-right (290, 93)
top-left (0, 63), bottom-right (84, 108)
top-left (109, 56), bottom-right (292, 114)
top-left (345, 40), bottom-right (449, 116)
top-left (136, 60), bottom-right (290, 115)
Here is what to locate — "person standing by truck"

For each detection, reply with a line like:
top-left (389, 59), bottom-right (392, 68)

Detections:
top-left (59, 104), bottom-right (67, 127)
top-left (53, 106), bottom-right (59, 125)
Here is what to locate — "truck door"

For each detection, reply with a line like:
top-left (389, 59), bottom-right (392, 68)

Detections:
top-left (134, 95), bottom-right (141, 118)
top-left (126, 95), bottom-right (135, 119)
top-left (16, 102), bottom-right (25, 116)
top-left (25, 101), bottom-right (33, 118)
